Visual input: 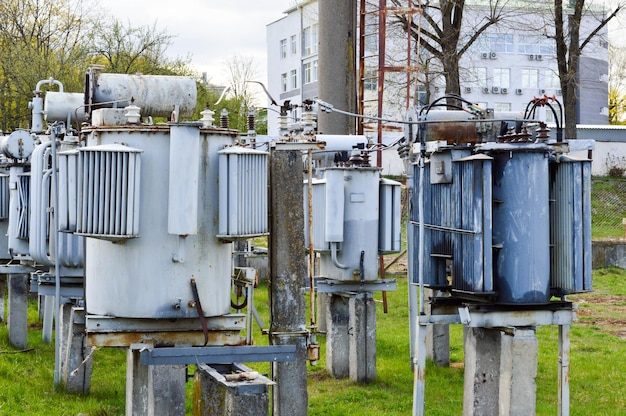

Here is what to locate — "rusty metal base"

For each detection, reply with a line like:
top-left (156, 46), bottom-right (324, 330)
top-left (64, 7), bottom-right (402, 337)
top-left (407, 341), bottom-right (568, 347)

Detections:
top-left (85, 314), bottom-right (246, 347)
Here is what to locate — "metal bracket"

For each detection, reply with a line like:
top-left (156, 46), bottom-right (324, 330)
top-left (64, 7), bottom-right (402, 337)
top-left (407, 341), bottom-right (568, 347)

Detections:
top-left (315, 278), bottom-right (396, 294)
top-left (137, 345), bottom-right (297, 366)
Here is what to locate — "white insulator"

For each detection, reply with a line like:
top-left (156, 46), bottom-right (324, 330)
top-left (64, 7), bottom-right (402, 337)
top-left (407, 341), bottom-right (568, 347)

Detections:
top-left (278, 115), bottom-right (289, 134)
top-left (124, 103), bottom-right (141, 124)
top-left (200, 108), bottom-right (215, 127)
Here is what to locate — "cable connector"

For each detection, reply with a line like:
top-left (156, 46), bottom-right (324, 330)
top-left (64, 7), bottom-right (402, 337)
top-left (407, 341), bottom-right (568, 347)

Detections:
top-left (315, 99), bottom-right (334, 113)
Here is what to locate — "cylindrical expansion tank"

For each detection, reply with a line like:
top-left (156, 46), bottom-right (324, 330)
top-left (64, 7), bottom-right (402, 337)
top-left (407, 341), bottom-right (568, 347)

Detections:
top-left (84, 67), bottom-right (197, 119)
top-left (490, 143), bottom-right (551, 304)
top-left (318, 167), bottom-right (380, 281)
top-left (83, 124), bottom-right (235, 318)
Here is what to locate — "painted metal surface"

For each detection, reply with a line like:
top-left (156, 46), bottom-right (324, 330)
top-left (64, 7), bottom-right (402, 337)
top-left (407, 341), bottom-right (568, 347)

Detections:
top-left (217, 146), bottom-right (269, 238)
top-left (29, 141), bottom-right (84, 267)
top-left (44, 92), bottom-right (86, 123)
top-left (81, 123), bottom-right (234, 319)
top-left (550, 155), bottom-right (592, 295)
top-left (8, 166), bottom-right (30, 256)
top-left (84, 67), bottom-right (197, 119)
top-left (491, 145), bottom-right (551, 304)
top-left (138, 345), bottom-right (296, 365)
top-left (317, 167), bottom-right (382, 281)
top-left (1, 130), bottom-right (35, 160)
top-left (379, 178), bottom-right (402, 253)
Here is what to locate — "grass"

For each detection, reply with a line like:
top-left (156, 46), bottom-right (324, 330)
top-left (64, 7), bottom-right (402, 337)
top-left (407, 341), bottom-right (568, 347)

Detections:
top-left (1, 268), bottom-right (626, 415)
top-left (591, 177), bottom-right (626, 239)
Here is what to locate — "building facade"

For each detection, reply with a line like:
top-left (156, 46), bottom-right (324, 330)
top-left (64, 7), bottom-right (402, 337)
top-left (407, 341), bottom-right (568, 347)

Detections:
top-left (266, 1), bottom-right (609, 136)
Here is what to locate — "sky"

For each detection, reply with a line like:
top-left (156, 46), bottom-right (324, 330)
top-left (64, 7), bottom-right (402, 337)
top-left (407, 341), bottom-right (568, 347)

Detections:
top-left (100, 0), bottom-right (626, 87)
top-left (100, 0), bottom-right (296, 85)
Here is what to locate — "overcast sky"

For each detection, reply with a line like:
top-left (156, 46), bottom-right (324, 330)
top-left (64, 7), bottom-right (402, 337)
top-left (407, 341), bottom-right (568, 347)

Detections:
top-left (100, 0), bottom-right (295, 85)
top-left (100, 0), bottom-right (626, 87)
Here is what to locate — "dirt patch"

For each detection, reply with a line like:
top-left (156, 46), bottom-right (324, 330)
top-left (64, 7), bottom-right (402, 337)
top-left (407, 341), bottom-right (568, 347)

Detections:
top-left (575, 295), bottom-right (626, 340)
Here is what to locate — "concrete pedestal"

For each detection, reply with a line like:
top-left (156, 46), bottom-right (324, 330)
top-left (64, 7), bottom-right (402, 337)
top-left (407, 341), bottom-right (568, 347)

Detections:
top-left (326, 292), bottom-right (377, 382)
top-left (193, 363), bottom-right (273, 416)
top-left (424, 289), bottom-right (450, 367)
top-left (0, 276), bottom-right (5, 323)
top-left (8, 274), bottom-right (29, 349)
top-left (60, 306), bottom-right (93, 394)
top-left (126, 346), bottom-right (187, 416)
top-left (463, 327), bottom-right (538, 416)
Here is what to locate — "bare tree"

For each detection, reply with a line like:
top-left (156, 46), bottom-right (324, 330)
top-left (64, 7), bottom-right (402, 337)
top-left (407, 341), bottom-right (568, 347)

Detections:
top-left (392, 0), bottom-right (510, 105)
top-left (222, 54), bottom-right (261, 107)
top-left (609, 44), bottom-right (626, 124)
top-left (552, 0), bottom-right (622, 138)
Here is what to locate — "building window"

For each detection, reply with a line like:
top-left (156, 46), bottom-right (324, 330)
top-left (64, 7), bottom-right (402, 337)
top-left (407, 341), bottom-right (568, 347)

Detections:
top-left (517, 35), bottom-right (556, 55)
top-left (291, 34), bottom-right (297, 55)
top-left (468, 67), bottom-right (487, 88)
top-left (493, 102), bottom-right (511, 112)
top-left (544, 69), bottom-right (560, 89)
top-left (521, 69), bottom-right (538, 89)
top-left (475, 33), bottom-right (514, 53)
top-left (493, 68), bottom-right (510, 89)
top-left (281, 73), bottom-right (288, 92)
top-left (280, 39), bottom-right (287, 59)
top-left (304, 60), bottom-right (318, 84)
top-left (290, 69), bottom-right (297, 90)
top-left (304, 24), bottom-right (318, 56)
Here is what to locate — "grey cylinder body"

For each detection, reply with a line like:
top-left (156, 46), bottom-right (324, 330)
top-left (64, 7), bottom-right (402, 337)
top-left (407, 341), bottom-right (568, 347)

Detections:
top-left (491, 147), bottom-right (550, 304)
top-left (44, 92), bottom-right (87, 123)
top-left (85, 68), bottom-right (197, 119)
top-left (83, 126), bottom-right (233, 318)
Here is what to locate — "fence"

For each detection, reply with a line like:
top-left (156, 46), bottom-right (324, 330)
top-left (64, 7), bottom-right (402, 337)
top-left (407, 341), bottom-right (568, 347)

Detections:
top-left (592, 176), bottom-right (626, 239)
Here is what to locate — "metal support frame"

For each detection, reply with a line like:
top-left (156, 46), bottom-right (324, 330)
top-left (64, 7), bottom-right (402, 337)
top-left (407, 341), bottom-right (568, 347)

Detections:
top-left (85, 314), bottom-right (247, 347)
top-left (315, 277), bottom-right (396, 293)
top-left (137, 345), bottom-right (296, 366)
top-left (412, 302), bottom-right (575, 416)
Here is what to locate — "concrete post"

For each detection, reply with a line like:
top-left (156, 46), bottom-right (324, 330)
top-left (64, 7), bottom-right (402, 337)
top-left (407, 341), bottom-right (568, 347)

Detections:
top-left (8, 273), bottom-right (29, 349)
top-left (498, 328), bottom-right (538, 416)
top-left (61, 306), bottom-right (93, 394)
top-left (193, 363), bottom-right (273, 416)
top-left (463, 327), bottom-right (502, 416)
top-left (126, 346), bottom-right (187, 416)
top-left (0, 276), bottom-right (5, 322)
top-left (349, 292), bottom-right (376, 382)
top-left (464, 326), bottom-right (540, 416)
top-left (424, 289), bottom-right (450, 367)
top-left (326, 294), bottom-right (350, 378)
top-left (269, 150), bottom-right (308, 415)
top-left (317, 0), bottom-right (357, 135)
top-left (42, 295), bottom-right (55, 343)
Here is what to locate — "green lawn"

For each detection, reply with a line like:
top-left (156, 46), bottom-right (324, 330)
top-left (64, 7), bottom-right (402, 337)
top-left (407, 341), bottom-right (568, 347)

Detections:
top-left (1, 267), bottom-right (625, 415)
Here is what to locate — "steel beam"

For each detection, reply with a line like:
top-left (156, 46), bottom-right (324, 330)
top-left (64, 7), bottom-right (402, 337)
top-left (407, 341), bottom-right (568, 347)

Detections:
top-left (138, 345), bottom-right (297, 366)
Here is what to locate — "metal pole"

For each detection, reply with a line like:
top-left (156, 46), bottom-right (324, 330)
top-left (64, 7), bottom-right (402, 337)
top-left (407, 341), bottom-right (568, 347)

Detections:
top-left (269, 149), bottom-right (308, 415)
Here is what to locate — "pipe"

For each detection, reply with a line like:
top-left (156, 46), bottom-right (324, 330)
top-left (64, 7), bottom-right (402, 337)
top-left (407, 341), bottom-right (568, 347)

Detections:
top-left (331, 242), bottom-right (350, 270)
top-left (36, 78), bottom-right (64, 93)
top-left (307, 151), bottom-right (316, 329)
top-left (51, 124), bottom-right (61, 389)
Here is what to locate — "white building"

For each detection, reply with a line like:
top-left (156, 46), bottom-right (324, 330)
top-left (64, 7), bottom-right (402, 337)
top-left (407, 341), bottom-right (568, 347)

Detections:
top-left (266, 1), bottom-right (609, 137)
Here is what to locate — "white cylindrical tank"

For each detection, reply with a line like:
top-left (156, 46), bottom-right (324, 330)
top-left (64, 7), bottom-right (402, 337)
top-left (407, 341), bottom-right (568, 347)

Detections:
top-left (83, 124), bottom-right (236, 318)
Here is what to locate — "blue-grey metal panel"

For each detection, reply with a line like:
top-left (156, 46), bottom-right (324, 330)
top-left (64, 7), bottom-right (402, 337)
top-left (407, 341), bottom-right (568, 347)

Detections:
top-left (411, 161), bottom-right (451, 287)
top-left (491, 147), bottom-right (550, 304)
top-left (550, 156), bottom-right (592, 294)
top-left (452, 155), bottom-right (493, 295)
